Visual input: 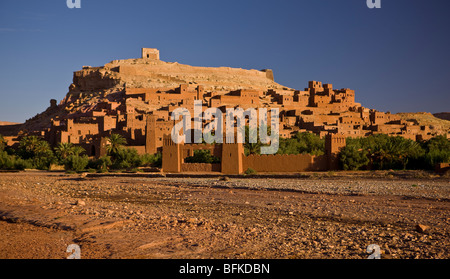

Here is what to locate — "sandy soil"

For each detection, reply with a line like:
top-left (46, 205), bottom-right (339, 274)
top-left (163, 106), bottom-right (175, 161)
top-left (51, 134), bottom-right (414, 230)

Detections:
top-left (0, 171), bottom-right (449, 259)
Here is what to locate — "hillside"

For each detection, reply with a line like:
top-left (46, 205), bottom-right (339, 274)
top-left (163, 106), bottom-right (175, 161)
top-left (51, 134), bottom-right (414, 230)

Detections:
top-left (2, 48), bottom-right (448, 146)
top-left (0, 121), bottom-right (21, 126)
top-left (434, 112), bottom-right (450, 122)
top-left (397, 112), bottom-right (450, 131)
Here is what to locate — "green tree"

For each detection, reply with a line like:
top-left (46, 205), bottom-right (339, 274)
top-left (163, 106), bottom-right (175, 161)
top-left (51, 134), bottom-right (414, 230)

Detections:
top-left (277, 132), bottom-right (325, 155)
top-left (55, 143), bottom-right (76, 161)
top-left (422, 135), bottom-right (450, 169)
top-left (242, 125), bottom-right (275, 156)
top-left (339, 142), bottom-right (370, 170)
top-left (18, 136), bottom-right (41, 159)
top-left (18, 136), bottom-right (55, 170)
top-left (364, 135), bottom-right (425, 170)
top-left (55, 142), bottom-right (71, 161)
top-left (340, 134), bottom-right (426, 171)
top-left (106, 134), bottom-right (127, 157)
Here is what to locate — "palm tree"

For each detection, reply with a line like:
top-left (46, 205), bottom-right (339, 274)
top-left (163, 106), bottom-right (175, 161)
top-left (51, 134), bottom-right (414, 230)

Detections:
top-left (35, 140), bottom-right (52, 156)
top-left (55, 142), bottom-right (75, 161)
top-left (106, 134), bottom-right (127, 156)
top-left (243, 125), bottom-right (261, 155)
top-left (55, 143), bottom-right (86, 163)
top-left (18, 136), bottom-right (41, 159)
top-left (72, 146), bottom-right (86, 156)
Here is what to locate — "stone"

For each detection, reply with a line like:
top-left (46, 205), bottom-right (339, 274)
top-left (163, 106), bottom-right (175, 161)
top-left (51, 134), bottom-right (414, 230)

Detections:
top-left (416, 224), bottom-right (430, 234)
top-left (219, 176), bottom-right (230, 182)
top-left (75, 200), bottom-right (86, 206)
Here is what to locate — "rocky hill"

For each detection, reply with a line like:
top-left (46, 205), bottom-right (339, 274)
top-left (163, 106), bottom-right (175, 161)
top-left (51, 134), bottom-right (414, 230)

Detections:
top-left (1, 48), bottom-right (449, 146)
top-left (0, 121), bottom-right (21, 126)
top-left (397, 112), bottom-right (450, 132)
top-left (4, 49), bottom-right (286, 136)
top-left (433, 112), bottom-right (450, 122)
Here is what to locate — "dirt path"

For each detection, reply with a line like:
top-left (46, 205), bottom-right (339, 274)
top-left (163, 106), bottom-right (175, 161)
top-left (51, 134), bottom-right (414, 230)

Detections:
top-left (0, 172), bottom-right (449, 259)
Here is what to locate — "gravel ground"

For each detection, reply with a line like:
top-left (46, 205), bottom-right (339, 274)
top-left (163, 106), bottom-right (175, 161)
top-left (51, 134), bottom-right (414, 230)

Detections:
top-left (151, 176), bottom-right (450, 200)
top-left (0, 171), bottom-right (449, 259)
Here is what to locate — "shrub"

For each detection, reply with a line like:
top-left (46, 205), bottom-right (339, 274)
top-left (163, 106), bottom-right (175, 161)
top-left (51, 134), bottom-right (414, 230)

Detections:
top-left (64, 155), bottom-right (89, 172)
top-left (327, 171), bottom-right (336, 177)
top-left (140, 152), bottom-right (162, 168)
top-left (111, 148), bottom-right (141, 170)
top-left (422, 136), bottom-right (450, 169)
top-left (0, 151), bottom-right (30, 170)
top-left (97, 167), bottom-right (108, 173)
top-left (0, 151), bottom-right (15, 170)
top-left (89, 155), bottom-right (112, 171)
top-left (185, 150), bottom-right (220, 164)
top-left (244, 168), bottom-right (257, 175)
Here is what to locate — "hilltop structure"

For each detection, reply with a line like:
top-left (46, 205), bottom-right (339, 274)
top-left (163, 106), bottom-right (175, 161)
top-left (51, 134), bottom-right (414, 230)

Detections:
top-left (1, 48), bottom-right (448, 173)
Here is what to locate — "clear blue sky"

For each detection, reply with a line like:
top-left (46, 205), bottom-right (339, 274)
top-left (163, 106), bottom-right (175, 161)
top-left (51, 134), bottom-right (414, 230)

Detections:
top-left (1, 0), bottom-right (449, 122)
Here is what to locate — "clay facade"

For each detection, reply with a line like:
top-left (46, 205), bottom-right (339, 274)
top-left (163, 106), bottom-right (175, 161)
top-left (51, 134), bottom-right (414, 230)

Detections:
top-left (46, 76), bottom-right (445, 162)
top-left (39, 49), bottom-right (448, 173)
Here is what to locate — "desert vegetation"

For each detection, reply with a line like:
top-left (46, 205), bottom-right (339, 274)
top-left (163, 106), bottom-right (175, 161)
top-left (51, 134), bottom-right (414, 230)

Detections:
top-left (0, 134), bottom-right (161, 173)
top-left (339, 134), bottom-right (449, 171)
top-left (0, 133), bottom-right (448, 173)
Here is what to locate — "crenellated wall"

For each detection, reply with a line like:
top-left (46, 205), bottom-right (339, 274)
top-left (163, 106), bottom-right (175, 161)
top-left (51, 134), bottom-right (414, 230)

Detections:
top-left (162, 132), bottom-right (345, 174)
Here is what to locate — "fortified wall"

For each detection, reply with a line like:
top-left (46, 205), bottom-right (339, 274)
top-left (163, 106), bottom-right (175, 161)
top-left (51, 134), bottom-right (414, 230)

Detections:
top-left (162, 134), bottom-right (346, 175)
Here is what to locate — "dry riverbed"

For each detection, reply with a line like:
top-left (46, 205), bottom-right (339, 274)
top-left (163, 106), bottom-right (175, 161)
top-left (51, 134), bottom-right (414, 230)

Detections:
top-left (0, 171), bottom-right (449, 259)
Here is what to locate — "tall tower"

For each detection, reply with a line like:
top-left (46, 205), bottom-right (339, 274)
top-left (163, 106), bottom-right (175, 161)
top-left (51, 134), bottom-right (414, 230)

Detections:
top-left (162, 135), bottom-right (182, 173)
top-left (325, 133), bottom-right (346, 170)
top-left (221, 135), bottom-right (244, 175)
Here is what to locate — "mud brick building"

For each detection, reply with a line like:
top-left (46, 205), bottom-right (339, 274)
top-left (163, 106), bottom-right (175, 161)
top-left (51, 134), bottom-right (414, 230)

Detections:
top-left (5, 48), bottom-right (444, 173)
